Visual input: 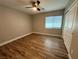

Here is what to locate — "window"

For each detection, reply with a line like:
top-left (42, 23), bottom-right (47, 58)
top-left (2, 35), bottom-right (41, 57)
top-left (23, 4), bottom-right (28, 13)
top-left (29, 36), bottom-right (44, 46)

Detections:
top-left (45, 16), bottom-right (62, 29)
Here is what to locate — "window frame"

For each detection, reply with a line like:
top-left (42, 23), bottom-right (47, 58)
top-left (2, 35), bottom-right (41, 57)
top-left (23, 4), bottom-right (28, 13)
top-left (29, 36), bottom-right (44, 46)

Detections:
top-left (44, 15), bottom-right (63, 29)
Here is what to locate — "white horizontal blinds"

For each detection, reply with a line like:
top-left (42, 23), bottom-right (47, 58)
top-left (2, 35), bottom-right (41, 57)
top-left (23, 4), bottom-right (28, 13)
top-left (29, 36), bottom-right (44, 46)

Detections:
top-left (45, 16), bottom-right (62, 29)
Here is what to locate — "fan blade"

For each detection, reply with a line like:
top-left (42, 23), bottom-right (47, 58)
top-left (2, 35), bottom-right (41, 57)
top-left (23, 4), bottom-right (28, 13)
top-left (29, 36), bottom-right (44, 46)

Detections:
top-left (37, 8), bottom-right (40, 11)
top-left (25, 7), bottom-right (32, 8)
top-left (37, 0), bottom-right (40, 5)
top-left (37, 6), bottom-right (45, 11)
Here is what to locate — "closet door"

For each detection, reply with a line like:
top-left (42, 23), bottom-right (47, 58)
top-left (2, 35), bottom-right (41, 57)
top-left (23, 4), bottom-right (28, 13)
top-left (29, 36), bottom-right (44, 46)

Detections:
top-left (63, 2), bottom-right (77, 53)
top-left (70, 3), bottom-right (78, 59)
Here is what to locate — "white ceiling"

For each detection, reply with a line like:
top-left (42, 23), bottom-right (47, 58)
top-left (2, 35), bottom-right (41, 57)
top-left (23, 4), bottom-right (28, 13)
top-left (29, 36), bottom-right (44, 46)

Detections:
top-left (0, 0), bottom-right (69, 14)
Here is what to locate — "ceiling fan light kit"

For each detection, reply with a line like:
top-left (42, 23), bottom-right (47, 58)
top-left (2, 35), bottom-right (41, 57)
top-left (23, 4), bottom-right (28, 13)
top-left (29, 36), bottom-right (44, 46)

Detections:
top-left (32, 7), bottom-right (37, 11)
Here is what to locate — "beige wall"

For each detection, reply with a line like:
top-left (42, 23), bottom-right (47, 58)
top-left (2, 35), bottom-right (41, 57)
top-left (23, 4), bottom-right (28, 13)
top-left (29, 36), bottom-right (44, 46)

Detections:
top-left (32, 10), bottom-right (64, 35)
top-left (0, 6), bottom-right (32, 44)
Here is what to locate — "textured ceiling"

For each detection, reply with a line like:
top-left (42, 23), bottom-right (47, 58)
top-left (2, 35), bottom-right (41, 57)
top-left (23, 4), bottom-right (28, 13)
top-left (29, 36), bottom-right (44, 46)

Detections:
top-left (0, 0), bottom-right (69, 14)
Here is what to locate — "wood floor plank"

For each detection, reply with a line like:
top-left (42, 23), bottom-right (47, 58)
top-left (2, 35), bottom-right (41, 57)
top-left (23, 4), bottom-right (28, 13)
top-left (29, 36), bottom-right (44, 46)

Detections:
top-left (0, 33), bottom-right (68, 59)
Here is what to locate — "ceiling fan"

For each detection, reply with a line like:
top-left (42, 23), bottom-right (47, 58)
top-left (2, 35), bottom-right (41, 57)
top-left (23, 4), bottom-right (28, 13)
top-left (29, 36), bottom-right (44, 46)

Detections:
top-left (25, 0), bottom-right (44, 11)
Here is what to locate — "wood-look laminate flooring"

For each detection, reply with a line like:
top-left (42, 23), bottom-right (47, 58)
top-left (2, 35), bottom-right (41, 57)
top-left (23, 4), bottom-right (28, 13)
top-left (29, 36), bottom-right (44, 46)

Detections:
top-left (0, 33), bottom-right (68, 59)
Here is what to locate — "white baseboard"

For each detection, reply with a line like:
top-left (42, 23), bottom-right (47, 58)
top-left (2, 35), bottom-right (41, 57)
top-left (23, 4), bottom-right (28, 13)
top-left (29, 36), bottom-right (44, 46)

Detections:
top-left (68, 54), bottom-right (72, 59)
top-left (0, 32), bottom-right (32, 46)
top-left (0, 32), bottom-right (62, 46)
top-left (32, 32), bottom-right (62, 37)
